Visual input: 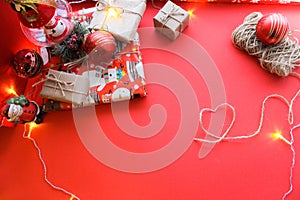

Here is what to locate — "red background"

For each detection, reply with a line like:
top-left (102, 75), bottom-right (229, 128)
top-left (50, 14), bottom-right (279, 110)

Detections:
top-left (0, 1), bottom-right (300, 200)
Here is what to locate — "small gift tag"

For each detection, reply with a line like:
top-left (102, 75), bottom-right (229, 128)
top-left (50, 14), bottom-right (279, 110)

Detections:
top-left (39, 47), bottom-right (50, 65)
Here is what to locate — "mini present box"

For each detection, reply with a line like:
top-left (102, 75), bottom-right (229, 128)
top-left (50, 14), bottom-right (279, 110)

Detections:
top-left (153, 1), bottom-right (189, 40)
top-left (88, 0), bottom-right (146, 43)
top-left (39, 69), bottom-right (90, 105)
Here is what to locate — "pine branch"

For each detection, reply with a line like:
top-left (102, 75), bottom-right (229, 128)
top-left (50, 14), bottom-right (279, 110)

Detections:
top-left (52, 21), bottom-right (90, 63)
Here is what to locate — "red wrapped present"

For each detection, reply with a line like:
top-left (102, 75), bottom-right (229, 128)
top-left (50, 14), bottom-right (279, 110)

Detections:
top-left (79, 34), bottom-right (147, 105)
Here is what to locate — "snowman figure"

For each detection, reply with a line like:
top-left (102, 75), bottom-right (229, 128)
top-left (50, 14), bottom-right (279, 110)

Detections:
top-left (45, 16), bottom-right (73, 44)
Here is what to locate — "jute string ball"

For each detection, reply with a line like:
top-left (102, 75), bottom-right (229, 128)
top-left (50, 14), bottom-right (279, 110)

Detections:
top-left (232, 12), bottom-right (300, 77)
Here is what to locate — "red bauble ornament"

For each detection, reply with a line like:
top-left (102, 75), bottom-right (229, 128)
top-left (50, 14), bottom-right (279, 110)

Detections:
top-left (256, 13), bottom-right (289, 45)
top-left (83, 30), bottom-right (116, 65)
top-left (11, 49), bottom-right (44, 78)
top-left (16, 4), bottom-right (56, 28)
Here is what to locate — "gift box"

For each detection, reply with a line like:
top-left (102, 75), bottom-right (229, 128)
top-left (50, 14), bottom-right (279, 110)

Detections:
top-left (79, 34), bottom-right (147, 105)
top-left (39, 69), bottom-right (90, 105)
top-left (82, 60), bottom-right (146, 104)
top-left (26, 34), bottom-right (146, 112)
top-left (88, 0), bottom-right (146, 43)
top-left (153, 1), bottom-right (189, 40)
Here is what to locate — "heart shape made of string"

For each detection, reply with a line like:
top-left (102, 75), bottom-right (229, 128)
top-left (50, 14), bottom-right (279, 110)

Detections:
top-left (199, 103), bottom-right (236, 143)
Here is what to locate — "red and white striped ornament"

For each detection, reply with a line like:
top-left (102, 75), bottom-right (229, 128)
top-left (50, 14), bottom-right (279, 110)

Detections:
top-left (256, 13), bottom-right (289, 45)
top-left (83, 30), bottom-right (116, 65)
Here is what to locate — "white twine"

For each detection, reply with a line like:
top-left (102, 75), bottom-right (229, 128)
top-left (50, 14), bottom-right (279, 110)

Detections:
top-left (232, 12), bottom-right (300, 77)
top-left (194, 89), bottom-right (300, 199)
top-left (194, 89), bottom-right (299, 143)
top-left (281, 123), bottom-right (300, 200)
top-left (0, 118), bottom-right (4, 127)
top-left (151, 0), bottom-right (161, 9)
top-left (23, 124), bottom-right (80, 200)
top-left (68, 0), bottom-right (96, 4)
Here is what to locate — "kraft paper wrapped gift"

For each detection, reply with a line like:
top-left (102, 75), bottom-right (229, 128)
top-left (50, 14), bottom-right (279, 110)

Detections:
top-left (153, 1), bottom-right (189, 40)
top-left (88, 0), bottom-right (146, 43)
top-left (40, 69), bottom-right (90, 105)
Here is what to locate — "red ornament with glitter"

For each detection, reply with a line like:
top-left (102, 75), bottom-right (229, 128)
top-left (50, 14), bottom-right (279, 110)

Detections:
top-left (83, 30), bottom-right (116, 66)
top-left (11, 49), bottom-right (44, 78)
top-left (256, 13), bottom-right (289, 45)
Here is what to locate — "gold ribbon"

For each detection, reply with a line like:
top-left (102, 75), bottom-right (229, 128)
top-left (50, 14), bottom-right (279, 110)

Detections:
top-left (6, 0), bottom-right (57, 23)
top-left (6, 0), bottom-right (57, 8)
top-left (160, 4), bottom-right (185, 32)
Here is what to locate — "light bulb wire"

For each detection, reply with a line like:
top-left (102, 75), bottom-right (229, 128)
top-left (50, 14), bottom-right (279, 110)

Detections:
top-left (23, 124), bottom-right (80, 200)
top-left (282, 123), bottom-right (300, 200)
top-left (194, 89), bottom-right (300, 143)
top-left (194, 88), bottom-right (300, 200)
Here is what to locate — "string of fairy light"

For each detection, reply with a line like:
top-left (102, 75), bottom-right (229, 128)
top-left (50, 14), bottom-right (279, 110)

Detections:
top-left (0, 3), bottom-right (196, 198)
top-left (194, 88), bottom-right (300, 200)
top-left (5, 81), bottom-right (300, 199)
top-left (5, 87), bottom-right (80, 200)
top-left (1, 1), bottom-right (299, 200)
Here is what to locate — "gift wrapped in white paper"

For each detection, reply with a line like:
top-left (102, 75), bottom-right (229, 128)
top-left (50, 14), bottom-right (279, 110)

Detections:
top-left (89, 0), bottom-right (146, 43)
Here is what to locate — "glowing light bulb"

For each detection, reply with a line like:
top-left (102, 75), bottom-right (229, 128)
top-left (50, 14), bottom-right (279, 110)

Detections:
top-left (69, 194), bottom-right (79, 200)
top-left (107, 7), bottom-right (120, 18)
top-left (24, 122), bottom-right (38, 138)
top-left (7, 88), bottom-right (18, 96)
top-left (188, 9), bottom-right (195, 18)
top-left (272, 131), bottom-right (291, 145)
top-left (29, 121), bottom-right (38, 129)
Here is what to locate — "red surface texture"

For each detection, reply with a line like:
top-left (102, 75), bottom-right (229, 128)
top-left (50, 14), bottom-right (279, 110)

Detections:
top-left (0, 1), bottom-right (300, 200)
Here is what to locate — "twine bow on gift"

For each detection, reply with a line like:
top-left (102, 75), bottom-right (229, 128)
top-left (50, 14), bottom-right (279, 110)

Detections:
top-left (45, 73), bottom-right (75, 97)
top-left (32, 72), bottom-right (78, 97)
top-left (160, 4), bottom-right (185, 32)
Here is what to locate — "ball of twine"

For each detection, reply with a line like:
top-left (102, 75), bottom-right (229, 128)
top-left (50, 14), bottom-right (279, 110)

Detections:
top-left (232, 12), bottom-right (300, 77)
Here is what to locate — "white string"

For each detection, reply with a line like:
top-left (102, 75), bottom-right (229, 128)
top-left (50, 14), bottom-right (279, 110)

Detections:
top-left (194, 89), bottom-right (300, 199)
top-left (194, 90), bottom-right (299, 143)
top-left (68, 0), bottom-right (88, 4)
top-left (151, 0), bottom-right (161, 9)
top-left (0, 118), bottom-right (4, 127)
top-left (23, 124), bottom-right (80, 200)
top-left (282, 123), bottom-right (300, 200)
